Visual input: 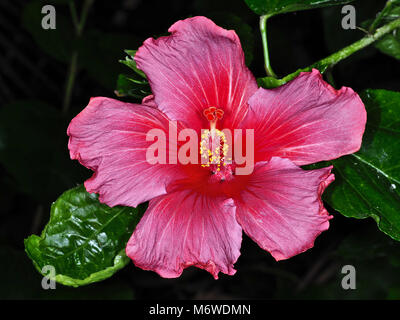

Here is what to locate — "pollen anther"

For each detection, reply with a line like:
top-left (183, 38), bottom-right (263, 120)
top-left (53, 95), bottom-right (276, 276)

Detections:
top-left (199, 128), bottom-right (229, 168)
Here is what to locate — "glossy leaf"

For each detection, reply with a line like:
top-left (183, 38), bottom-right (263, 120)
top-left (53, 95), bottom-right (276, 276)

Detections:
top-left (325, 89), bottom-right (400, 241)
top-left (244, 0), bottom-right (354, 16)
top-left (25, 185), bottom-right (143, 287)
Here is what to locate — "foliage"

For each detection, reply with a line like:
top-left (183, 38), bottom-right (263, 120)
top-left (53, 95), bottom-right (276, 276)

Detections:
top-left (25, 185), bottom-right (143, 287)
top-left (1, 0), bottom-right (400, 298)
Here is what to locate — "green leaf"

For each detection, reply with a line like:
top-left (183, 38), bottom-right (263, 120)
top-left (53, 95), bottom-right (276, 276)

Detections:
top-left (116, 50), bottom-right (151, 100)
top-left (325, 89), bottom-right (400, 241)
top-left (115, 74), bottom-right (151, 100)
top-left (120, 50), bottom-right (147, 79)
top-left (244, 0), bottom-right (354, 17)
top-left (25, 185), bottom-right (143, 287)
top-left (375, 33), bottom-right (400, 60)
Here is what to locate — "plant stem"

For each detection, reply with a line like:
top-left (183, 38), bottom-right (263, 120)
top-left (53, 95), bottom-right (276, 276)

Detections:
top-left (260, 15), bottom-right (277, 78)
top-left (311, 17), bottom-right (400, 72)
top-left (276, 17), bottom-right (400, 84)
top-left (260, 17), bottom-right (400, 88)
top-left (69, 1), bottom-right (79, 33)
top-left (62, 0), bottom-right (94, 114)
top-left (369, 0), bottom-right (395, 33)
top-left (77, 0), bottom-right (94, 36)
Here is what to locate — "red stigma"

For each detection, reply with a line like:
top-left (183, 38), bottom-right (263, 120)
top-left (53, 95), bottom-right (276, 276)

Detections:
top-left (203, 107), bottom-right (224, 121)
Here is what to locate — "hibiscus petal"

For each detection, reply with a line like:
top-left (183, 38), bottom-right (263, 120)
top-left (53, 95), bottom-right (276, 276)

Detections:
top-left (134, 16), bottom-right (258, 129)
top-left (243, 69), bottom-right (366, 165)
top-left (67, 97), bottom-right (184, 207)
top-left (126, 190), bottom-right (242, 279)
top-left (235, 157), bottom-right (334, 261)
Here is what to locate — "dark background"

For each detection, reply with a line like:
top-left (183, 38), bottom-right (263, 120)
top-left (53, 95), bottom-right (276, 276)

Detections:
top-left (1, 0), bottom-right (400, 300)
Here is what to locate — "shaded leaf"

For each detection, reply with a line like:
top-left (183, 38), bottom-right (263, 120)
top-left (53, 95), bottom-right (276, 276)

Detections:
top-left (22, 1), bottom-right (142, 91)
top-left (0, 100), bottom-right (86, 201)
top-left (120, 50), bottom-right (147, 79)
top-left (375, 33), bottom-right (400, 60)
top-left (116, 50), bottom-right (151, 100)
top-left (286, 224), bottom-right (400, 300)
top-left (322, 3), bottom-right (379, 56)
top-left (336, 223), bottom-right (400, 263)
top-left (115, 74), bottom-right (151, 100)
top-left (78, 31), bottom-right (142, 90)
top-left (22, 0), bottom-right (75, 63)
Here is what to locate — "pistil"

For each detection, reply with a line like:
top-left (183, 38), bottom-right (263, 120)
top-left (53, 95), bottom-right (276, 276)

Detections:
top-left (200, 107), bottom-right (229, 171)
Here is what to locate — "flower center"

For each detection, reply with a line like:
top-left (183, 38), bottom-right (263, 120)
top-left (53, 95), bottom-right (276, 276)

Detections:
top-left (200, 107), bottom-right (230, 172)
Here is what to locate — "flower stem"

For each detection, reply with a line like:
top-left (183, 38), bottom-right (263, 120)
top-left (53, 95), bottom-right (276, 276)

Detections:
top-left (260, 15), bottom-right (277, 78)
top-left (62, 0), bottom-right (94, 114)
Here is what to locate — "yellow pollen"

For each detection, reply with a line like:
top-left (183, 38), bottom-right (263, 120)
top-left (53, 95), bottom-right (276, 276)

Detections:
top-left (199, 128), bottom-right (229, 167)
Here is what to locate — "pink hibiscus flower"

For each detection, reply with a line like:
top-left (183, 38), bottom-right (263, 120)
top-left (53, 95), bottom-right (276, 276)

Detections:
top-left (67, 17), bottom-right (366, 279)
